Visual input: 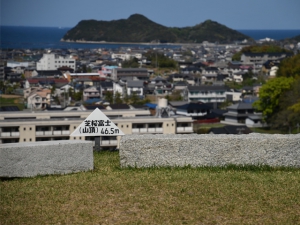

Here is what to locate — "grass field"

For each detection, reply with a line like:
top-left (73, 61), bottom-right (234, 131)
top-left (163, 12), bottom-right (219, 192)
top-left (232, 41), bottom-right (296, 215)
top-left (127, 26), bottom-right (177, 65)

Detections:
top-left (1, 152), bottom-right (300, 224)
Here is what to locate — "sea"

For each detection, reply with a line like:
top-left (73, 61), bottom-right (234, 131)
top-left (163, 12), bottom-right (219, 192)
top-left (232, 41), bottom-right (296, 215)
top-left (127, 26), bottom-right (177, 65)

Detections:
top-left (1, 26), bottom-right (300, 50)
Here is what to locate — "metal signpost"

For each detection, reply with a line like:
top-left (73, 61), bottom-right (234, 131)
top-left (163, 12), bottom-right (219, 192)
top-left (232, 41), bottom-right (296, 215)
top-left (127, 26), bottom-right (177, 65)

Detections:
top-left (70, 108), bottom-right (124, 151)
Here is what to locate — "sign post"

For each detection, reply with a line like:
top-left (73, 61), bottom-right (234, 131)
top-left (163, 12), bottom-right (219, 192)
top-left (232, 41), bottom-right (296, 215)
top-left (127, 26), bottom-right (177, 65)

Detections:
top-left (94, 136), bottom-right (101, 151)
top-left (70, 108), bottom-right (125, 151)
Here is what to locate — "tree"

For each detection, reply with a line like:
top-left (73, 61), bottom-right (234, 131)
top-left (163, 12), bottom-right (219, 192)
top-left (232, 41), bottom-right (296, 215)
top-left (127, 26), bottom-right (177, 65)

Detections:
top-left (51, 85), bottom-right (56, 96)
top-left (272, 79), bottom-right (300, 132)
top-left (122, 87), bottom-right (130, 104)
top-left (276, 53), bottom-right (300, 78)
top-left (104, 91), bottom-right (114, 103)
top-left (114, 92), bottom-right (123, 104)
top-left (72, 91), bottom-right (83, 101)
top-left (253, 76), bottom-right (295, 123)
top-left (0, 81), bottom-right (4, 93)
top-left (144, 51), bottom-right (177, 69)
top-left (129, 92), bottom-right (140, 104)
top-left (253, 53), bottom-right (300, 131)
top-left (122, 58), bottom-right (140, 68)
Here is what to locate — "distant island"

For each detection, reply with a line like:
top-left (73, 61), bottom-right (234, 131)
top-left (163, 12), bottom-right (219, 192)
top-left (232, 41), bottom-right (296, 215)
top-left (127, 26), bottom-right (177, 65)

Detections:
top-left (62, 14), bottom-right (252, 44)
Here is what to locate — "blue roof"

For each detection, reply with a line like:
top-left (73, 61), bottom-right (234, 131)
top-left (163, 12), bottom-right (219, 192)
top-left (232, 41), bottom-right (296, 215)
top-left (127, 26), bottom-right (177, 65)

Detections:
top-left (145, 103), bottom-right (157, 109)
top-left (104, 66), bottom-right (119, 69)
top-left (85, 98), bottom-right (101, 104)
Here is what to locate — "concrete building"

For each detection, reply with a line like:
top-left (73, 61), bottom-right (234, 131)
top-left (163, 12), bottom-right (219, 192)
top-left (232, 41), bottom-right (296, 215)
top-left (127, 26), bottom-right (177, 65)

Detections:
top-left (240, 52), bottom-right (293, 68)
top-left (36, 54), bottom-right (76, 71)
top-left (112, 68), bottom-right (149, 81)
top-left (185, 85), bottom-right (228, 103)
top-left (0, 108), bottom-right (194, 148)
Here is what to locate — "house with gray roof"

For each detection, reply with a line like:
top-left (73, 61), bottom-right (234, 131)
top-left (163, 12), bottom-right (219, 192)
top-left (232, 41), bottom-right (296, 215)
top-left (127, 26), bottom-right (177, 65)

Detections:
top-left (126, 80), bottom-right (144, 97)
top-left (221, 102), bottom-right (264, 127)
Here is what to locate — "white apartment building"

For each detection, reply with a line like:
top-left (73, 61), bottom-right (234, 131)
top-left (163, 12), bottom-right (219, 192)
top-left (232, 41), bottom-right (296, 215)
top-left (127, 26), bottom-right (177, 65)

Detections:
top-left (111, 53), bottom-right (142, 61)
top-left (0, 109), bottom-right (194, 149)
top-left (185, 85), bottom-right (228, 103)
top-left (36, 54), bottom-right (76, 70)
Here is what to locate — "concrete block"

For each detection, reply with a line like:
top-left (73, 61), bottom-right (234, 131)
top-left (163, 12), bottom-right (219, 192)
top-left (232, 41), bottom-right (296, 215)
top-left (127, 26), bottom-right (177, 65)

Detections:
top-left (0, 140), bottom-right (93, 177)
top-left (119, 134), bottom-right (300, 168)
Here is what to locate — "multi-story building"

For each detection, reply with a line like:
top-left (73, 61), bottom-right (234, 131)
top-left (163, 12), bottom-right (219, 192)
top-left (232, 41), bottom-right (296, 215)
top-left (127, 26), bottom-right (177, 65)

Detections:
top-left (240, 52), bottom-right (293, 68)
top-left (36, 54), bottom-right (76, 70)
top-left (185, 85), bottom-right (228, 103)
top-left (0, 108), bottom-right (194, 149)
top-left (111, 68), bottom-right (149, 81)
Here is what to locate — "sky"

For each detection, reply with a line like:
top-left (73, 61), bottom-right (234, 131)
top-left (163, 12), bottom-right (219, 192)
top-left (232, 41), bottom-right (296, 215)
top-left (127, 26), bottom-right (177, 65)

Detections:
top-left (1, 0), bottom-right (300, 30)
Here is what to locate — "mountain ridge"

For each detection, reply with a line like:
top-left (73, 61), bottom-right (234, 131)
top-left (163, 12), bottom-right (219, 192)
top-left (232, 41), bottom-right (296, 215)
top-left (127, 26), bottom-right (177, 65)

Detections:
top-left (62, 14), bottom-right (252, 43)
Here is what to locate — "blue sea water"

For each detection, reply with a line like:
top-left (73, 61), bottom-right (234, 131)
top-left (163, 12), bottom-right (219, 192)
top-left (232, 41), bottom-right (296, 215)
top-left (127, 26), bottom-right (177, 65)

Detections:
top-left (1, 26), bottom-right (300, 50)
top-left (0, 26), bottom-right (181, 50)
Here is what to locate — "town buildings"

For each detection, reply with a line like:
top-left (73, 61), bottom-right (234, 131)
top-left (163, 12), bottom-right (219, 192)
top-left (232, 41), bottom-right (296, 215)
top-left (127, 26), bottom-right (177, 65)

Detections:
top-left (1, 39), bottom-right (298, 141)
top-left (36, 53), bottom-right (76, 70)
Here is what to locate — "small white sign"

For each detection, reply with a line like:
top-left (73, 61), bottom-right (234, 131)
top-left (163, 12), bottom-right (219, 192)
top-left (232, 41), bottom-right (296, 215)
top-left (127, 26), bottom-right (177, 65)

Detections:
top-left (70, 108), bottom-right (125, 136)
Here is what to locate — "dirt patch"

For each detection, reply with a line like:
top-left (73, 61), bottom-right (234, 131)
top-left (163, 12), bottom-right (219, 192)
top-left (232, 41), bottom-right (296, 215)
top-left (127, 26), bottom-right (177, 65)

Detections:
top-left (1, 94), bottom-right (22, 98)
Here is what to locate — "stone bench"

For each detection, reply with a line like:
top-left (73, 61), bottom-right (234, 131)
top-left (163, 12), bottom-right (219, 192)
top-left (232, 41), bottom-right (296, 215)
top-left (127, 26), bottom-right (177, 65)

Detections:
top-left (0, 140), bottom-right (93, 177)
top-left (119, 133), bottom-right (300, 168)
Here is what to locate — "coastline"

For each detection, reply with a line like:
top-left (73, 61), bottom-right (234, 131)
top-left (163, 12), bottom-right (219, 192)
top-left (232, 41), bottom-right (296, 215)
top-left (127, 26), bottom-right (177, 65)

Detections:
top-left (60, 39), bottom-right (183, 46)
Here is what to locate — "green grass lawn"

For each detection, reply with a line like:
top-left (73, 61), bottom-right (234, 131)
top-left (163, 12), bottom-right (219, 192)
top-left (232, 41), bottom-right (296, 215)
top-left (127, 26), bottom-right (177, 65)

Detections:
top-left (1, 152), bottom-right (300, 224)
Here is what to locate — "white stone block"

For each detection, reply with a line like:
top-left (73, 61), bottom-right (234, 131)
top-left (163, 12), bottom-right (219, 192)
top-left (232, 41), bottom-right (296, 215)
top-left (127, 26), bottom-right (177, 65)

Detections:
top-left (0, 140), bottom-right (93, 177)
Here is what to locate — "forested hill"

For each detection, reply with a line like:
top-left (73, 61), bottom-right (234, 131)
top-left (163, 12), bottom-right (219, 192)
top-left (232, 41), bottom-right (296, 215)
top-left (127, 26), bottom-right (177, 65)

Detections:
top-left (62, 14), bottom-right (251, 44)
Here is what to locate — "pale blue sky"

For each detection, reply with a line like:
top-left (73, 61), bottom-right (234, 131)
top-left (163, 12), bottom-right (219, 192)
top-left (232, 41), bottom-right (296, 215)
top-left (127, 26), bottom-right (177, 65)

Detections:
top-left (1, 0), bottom-right (300, 29)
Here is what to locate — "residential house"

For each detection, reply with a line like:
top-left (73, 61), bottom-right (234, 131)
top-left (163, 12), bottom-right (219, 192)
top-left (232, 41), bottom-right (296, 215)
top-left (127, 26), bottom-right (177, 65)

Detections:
top-left (245, 115), bottom-right (266, 128)
top-left (98, 65), bottom-right (119, 78)
top-left (99, 81), bottom-right (114, 99)
top-left (168, 73), bottom-right (197, 85)
top-left (147, 76), bottom-right (173, 96)
top-left (201, 67), bottom-right (219, 83)
top-left (83, 86), bottom-right (100, 102)
top-left (24, 79), bottom-right (41, 89)
top-left (173, 81), bottom-right (189, 91)
top-left (221, 102), bottom-right (260, 126)
top-left (126, 80), bottom-right (144, 97)
top-left (113, 81), bottom-right (126, 97)
top-left (225, 89), bottom-right (242, 102)
top-left (27, 88), bottom-right (51, 109)
top-left (175, 102), bottom-right (212, 119)
top-left (181, 66), bottom-right (202, 74)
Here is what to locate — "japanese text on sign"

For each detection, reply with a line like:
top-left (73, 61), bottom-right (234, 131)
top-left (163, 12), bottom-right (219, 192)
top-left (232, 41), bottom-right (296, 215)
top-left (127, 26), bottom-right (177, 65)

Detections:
top-left (84, 119), bottom-right (111, 127)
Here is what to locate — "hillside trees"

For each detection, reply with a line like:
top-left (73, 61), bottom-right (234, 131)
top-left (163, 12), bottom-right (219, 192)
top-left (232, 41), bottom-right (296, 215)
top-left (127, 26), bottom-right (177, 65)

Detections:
top-left (276, 53), bottom-right (300, 78)
top-left (144, 51), bottom-right (177, 69)
top-left (122, 57), bottom-right (140, 68)
top-left (253, 54), bottom-right (300, 132)
top-left (273, 79), bottom-right (300, 132)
